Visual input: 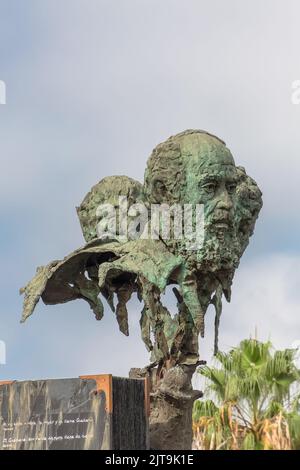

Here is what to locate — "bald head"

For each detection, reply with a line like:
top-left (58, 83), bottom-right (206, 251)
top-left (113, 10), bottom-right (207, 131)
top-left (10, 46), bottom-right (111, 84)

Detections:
top-left (144, 129), bottom-right (237, 204)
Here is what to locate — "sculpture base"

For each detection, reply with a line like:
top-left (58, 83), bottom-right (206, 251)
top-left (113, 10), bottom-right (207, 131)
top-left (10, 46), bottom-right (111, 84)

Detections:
top-left (129, 364), bottom-right (203, 450)
top-left (0, 375), bottom-right (149, 450)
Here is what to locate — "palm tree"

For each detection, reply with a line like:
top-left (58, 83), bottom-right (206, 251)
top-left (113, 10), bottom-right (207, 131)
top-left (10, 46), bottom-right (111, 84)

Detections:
top-left (193, 339), bottom-right (300, 450)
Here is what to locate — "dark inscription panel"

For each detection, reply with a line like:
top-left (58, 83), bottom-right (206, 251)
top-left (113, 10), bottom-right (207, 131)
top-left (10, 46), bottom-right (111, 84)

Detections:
top-left (0, 378), bottom-right (110, 450)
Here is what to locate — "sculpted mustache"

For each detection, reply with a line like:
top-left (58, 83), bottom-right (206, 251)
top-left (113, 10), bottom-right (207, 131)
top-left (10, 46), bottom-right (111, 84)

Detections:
top-left (206, 211), bottom-right (234, 225)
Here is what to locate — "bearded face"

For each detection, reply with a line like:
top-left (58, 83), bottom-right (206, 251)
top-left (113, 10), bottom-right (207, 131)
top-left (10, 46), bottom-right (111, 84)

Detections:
top-left (183, 145), bottom-right (239, 271)
top-left (144, 130), bottom-right (261, 273)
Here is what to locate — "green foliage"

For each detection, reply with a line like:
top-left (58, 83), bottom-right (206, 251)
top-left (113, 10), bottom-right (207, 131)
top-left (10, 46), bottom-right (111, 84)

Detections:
top-left (287, 412), bottom-right (300, 449)
top-left (193, 399), bottom-right (219, 421)
top-left (193, 339), bottom-right (300, 450)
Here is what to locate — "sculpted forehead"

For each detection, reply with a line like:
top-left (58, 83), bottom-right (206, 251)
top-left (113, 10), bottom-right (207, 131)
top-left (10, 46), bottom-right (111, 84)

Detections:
top-left (144, 130), bottom-right (238, 204)
top-left (178, 132), bottom-right (235, 169)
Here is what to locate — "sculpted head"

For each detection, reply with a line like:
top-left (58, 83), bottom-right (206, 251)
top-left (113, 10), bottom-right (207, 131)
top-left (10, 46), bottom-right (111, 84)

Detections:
top-left (77, 175), bottom-right (143, 243)
top-left (144, 130), bottom-right (262, 272)
top-left (76, 130), bottom-right (262, 275)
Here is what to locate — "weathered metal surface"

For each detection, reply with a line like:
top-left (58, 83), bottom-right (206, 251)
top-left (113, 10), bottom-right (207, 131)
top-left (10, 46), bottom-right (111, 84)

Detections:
top-left (20, 130), bottom-right (262, 368)
top-left (80, 374), bottom-right (113, 413)
top-left (19, 130), bottom-right (262, 449)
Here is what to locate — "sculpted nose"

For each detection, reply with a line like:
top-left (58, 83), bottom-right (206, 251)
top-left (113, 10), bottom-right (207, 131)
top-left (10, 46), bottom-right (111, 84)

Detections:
top-left (216, 189), bottom-right (233, 210)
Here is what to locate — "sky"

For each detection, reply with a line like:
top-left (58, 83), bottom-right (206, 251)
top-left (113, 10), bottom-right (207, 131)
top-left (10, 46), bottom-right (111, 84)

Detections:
top-left (0, 0), bottom-right (300, 386)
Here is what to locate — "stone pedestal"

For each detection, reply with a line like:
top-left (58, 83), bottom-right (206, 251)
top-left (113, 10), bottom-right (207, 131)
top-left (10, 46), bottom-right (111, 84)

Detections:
top-left (130, 365), bottom-right (203, 450)
top-left (0, 375), bottom-right (149, 450)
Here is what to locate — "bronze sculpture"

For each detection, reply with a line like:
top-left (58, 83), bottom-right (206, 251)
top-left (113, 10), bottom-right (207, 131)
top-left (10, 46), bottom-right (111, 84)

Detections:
top-left (20, 130), bottom-right (262, 449)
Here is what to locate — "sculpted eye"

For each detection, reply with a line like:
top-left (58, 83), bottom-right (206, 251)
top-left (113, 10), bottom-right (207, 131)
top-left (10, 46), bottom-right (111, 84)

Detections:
top-left (154, 180), bottom-right (166, 191)
top-left (227, 182), bottom-right (237, 194)
top-left (202, 182), bottom-right (217, 194)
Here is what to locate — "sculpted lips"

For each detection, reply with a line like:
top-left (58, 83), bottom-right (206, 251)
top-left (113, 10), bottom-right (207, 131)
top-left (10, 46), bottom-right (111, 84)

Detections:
top-left (210, 210), bottom-right (233, 231)
top-left (210, 216), bottom-right (232, 241)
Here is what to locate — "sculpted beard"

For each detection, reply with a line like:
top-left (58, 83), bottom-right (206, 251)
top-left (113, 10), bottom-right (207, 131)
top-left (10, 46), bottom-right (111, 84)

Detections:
top-left (164, 206), bottom-right (241, 273)
top-left (196, 207), bottom-right (242, 272)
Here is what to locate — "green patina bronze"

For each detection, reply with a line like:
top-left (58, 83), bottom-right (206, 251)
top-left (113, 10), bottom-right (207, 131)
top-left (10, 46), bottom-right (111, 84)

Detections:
top-left (21, 129), bottom-right (262, 364)
top-left (20, 130), bottom-right (262, 449)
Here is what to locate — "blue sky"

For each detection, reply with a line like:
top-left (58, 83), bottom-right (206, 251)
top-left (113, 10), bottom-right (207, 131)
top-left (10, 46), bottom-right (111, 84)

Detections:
top-left (0, 0), bottom-right (300, 383)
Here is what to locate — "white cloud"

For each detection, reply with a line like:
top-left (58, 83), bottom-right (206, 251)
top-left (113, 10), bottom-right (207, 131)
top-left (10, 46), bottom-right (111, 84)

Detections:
top-left (194, 253), bottom-right (300, 389)
top-left (2, 0), bottom-right (300, 217)
top-left (1, 1), bottom-right (300, 381)
top-left (198, 253), bottom-right (300, 361)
